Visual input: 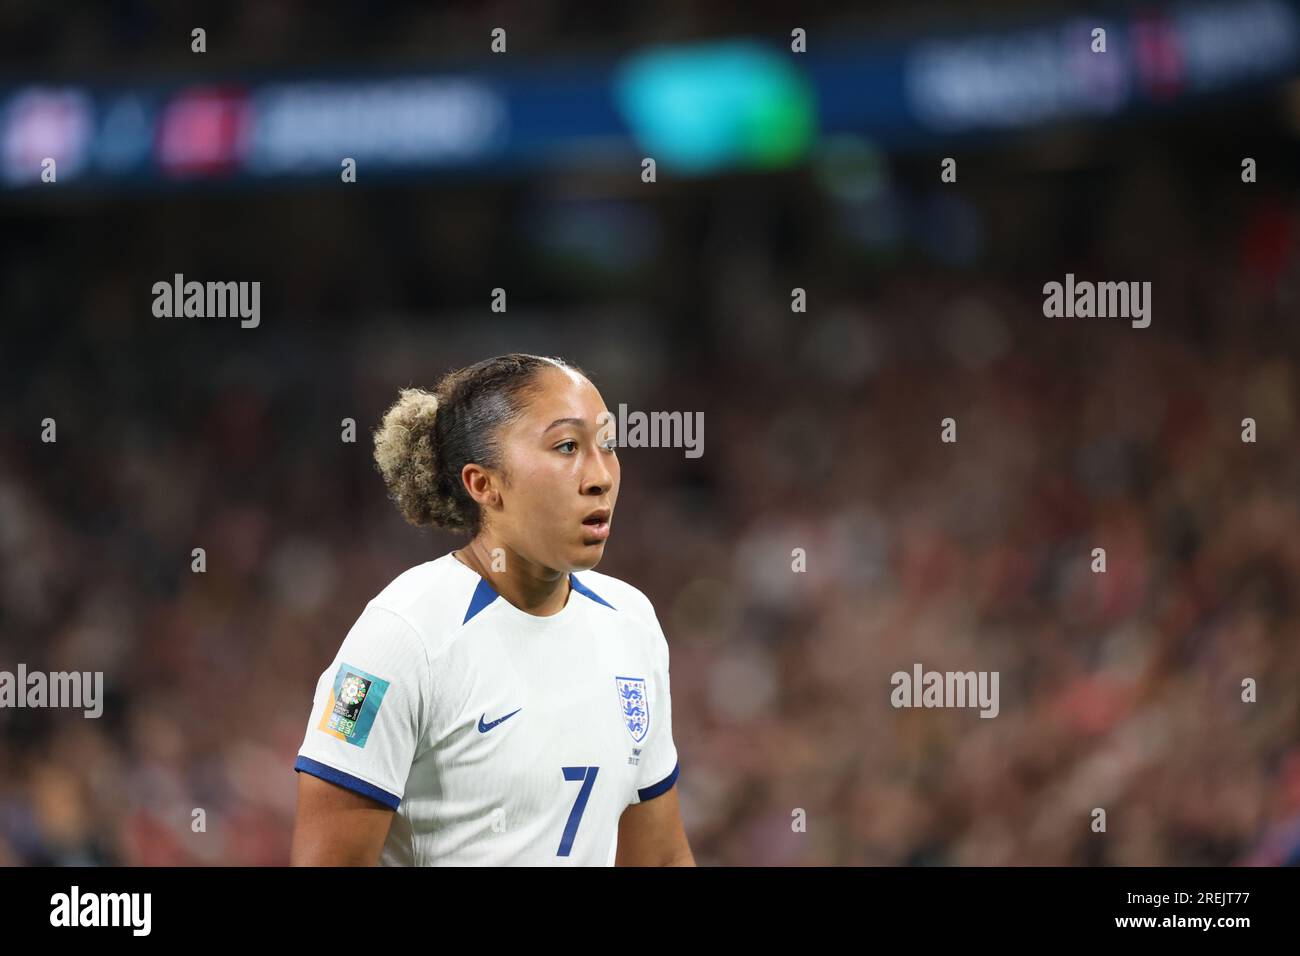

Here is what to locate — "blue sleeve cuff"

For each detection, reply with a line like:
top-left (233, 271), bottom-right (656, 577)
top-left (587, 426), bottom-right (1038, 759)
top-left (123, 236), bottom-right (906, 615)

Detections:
top-left (637, 760), bottom-right (680, 802)
top-left (294, 755), bottom-right (402, 810)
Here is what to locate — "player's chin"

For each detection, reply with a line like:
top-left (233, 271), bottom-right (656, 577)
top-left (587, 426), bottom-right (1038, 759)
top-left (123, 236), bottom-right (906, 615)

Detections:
top-left (569, 536), bottom-right (609, 571)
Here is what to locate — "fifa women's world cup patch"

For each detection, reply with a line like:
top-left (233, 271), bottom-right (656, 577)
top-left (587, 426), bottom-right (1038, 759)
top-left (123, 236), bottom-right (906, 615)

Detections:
top-left (317, 664), bottom-right (391, 747)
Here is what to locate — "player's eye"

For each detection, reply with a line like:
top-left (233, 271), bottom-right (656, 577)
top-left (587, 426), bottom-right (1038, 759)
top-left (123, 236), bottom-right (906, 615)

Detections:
top-left (600, 437), bottom-right (618, 451)
top-left (555, 439), bottom-right (578, 453)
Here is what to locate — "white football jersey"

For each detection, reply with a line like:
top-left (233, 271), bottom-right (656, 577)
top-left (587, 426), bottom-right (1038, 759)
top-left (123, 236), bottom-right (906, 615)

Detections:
top-left (295, 550), bottom-right (680, 866)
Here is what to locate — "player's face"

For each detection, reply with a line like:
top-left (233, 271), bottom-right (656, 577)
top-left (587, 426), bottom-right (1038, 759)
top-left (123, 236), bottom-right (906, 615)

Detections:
top-left (494, 367), bottom-right (620, 573)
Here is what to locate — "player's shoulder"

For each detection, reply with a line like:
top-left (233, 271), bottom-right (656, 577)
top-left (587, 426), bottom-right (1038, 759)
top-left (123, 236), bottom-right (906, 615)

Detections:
top-left (360, 551), bottom-right (481, 653)
top-left (571, 565), bottom-right (659, 629)
top-left (576, 568), bottom-right (671, 662)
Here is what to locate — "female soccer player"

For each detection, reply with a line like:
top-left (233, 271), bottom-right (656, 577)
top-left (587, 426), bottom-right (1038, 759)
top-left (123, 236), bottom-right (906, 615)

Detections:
top-left (290, 353), bottom-right (693, 866)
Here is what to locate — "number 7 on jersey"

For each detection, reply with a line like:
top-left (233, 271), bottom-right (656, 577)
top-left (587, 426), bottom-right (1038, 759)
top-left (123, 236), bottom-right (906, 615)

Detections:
top-left (557, 766), bottom-right (599, 857)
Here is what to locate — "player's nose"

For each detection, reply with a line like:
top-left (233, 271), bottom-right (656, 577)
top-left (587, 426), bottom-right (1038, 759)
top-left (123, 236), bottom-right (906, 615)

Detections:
top-left (581, 447), bottom-right (615, 496)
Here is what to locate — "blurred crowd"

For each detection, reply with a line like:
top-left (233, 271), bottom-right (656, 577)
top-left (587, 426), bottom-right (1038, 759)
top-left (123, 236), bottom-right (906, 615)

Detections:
top-left (0, 0), bottom-right (1058, 74)
top-left (2, 106), bottom-right (1300, 866)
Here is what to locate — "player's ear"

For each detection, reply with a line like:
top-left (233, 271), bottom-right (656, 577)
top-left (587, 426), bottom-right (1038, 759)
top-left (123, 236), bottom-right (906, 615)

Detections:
top-left (460, 462), bottom-right (500, 508)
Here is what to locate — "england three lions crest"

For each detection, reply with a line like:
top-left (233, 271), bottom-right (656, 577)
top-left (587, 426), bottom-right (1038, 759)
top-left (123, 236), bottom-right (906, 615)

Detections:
top-left (615, 676), bottom-right (649, 743)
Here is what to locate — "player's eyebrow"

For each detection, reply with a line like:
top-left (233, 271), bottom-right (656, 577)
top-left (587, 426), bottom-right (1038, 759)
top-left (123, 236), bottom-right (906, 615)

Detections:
top-left (543, 417), bottom-right (588, 433)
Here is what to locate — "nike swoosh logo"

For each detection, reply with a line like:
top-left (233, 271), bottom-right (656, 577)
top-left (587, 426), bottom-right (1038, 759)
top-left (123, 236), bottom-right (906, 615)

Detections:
top-left (478, 708), bottom-right (522, 733)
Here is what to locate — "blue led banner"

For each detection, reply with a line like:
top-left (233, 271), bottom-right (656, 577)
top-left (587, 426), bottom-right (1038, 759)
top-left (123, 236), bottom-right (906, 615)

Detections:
top-left (2, 0), bottom-right (1295, 191)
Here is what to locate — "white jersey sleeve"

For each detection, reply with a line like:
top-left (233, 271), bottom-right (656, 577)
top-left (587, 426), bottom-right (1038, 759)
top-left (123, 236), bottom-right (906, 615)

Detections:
top-left (294, 604), bottom-right (430, 809)
top-left (629, 598), bottom-right (680, 804)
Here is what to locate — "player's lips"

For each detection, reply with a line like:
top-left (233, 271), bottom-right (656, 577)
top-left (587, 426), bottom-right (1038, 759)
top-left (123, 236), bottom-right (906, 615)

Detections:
top-left (581, 507), bottom-right (612, 542)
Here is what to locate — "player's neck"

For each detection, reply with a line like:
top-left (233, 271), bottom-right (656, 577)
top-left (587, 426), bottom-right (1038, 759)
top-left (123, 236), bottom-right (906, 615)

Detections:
top-left (454, 539), bottom-right (571, 617)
